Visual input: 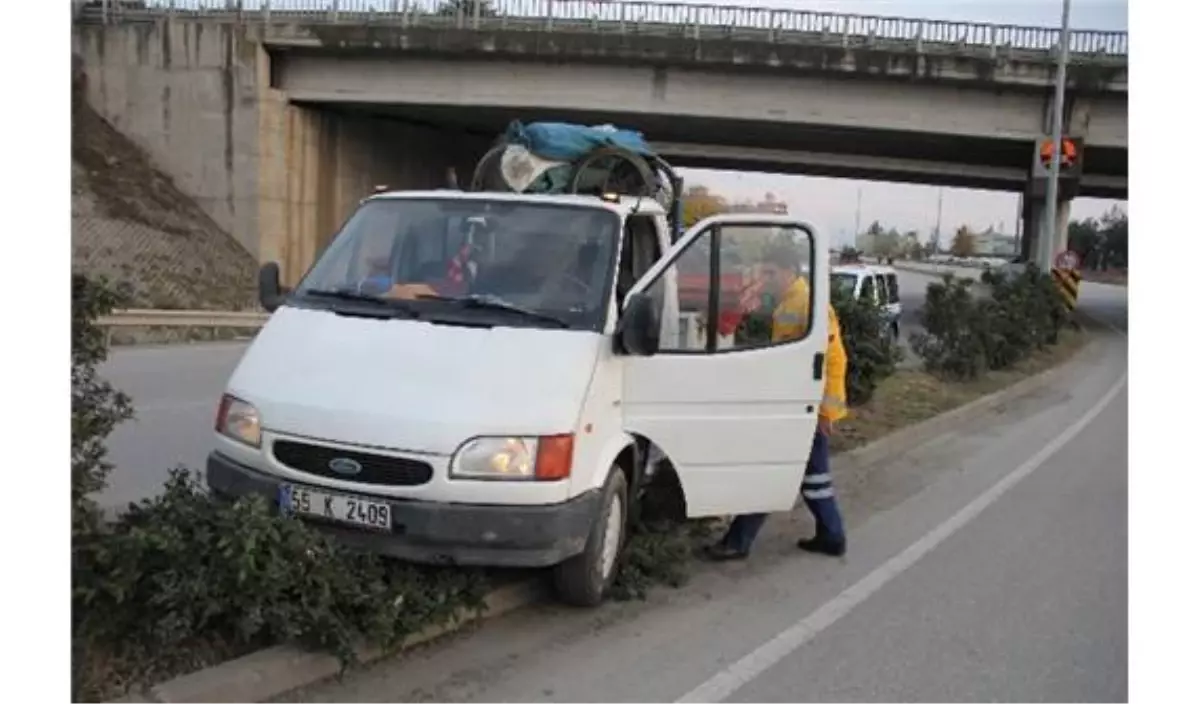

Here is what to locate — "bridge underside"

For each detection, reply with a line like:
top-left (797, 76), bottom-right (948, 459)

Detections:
top-left (303, 102), bottom-right (1127, 199)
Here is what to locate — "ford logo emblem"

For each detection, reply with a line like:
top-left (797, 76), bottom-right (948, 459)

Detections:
top-left (328, 457), bottom-right (363, 476)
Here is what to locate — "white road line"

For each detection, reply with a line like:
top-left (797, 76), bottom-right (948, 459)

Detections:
top-left (676, 371), bottom-right (1129, 703)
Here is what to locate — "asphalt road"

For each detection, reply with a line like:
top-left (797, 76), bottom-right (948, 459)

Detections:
top-left (99, 342), bottom-right (250, 511)
top-left (97, 270), bottom-right (937, 512)
top-left (286, 290), bottom-right (1127, 703)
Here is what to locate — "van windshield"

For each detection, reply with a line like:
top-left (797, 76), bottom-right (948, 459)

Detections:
top-left (293, 197), bottom-right (620, 331)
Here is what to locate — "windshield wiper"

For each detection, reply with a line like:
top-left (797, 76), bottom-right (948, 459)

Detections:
top-left (304, 288), bottom-right (418, 317)
top-left (417, 293), bottom-right (570, 328)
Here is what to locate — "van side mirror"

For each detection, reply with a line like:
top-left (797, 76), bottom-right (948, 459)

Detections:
top-left (616, 292), bottom-right (660, 356)
top-left (258, 262), bottom-right (287, 312)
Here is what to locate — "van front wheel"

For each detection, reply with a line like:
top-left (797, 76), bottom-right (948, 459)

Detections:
top-left (553, 467), bottom-right (628, 607)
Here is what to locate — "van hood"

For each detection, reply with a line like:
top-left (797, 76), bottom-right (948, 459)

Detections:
top-left (227, 306), bottom-right (603, 455)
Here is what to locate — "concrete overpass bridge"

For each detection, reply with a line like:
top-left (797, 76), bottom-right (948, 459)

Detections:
top-left (73, 0), bottom-right (1127, 282)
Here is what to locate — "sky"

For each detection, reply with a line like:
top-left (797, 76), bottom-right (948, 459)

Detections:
top-left (668, 0), bottom-right (1127, 31)
top-left (668, 0), bottom-right (1128, 248)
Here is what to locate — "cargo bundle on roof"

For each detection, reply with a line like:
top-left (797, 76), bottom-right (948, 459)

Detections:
top-left (470, 120), bottom-right (685, 237)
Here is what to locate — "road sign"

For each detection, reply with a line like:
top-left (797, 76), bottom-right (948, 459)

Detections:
top-left (1054, 249), bottom-right (1080, 270)
top-left (1051, 267), bottom-right (1082, 311)
top-left (1039, 137), bottom-right (1079, 170)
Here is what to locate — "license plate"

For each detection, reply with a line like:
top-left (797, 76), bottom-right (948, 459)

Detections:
top-left (278, 483), bottom-right (392, 532)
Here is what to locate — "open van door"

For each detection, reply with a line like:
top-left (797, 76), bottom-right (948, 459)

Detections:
top-left (619, 214), bottom-right (829, 518)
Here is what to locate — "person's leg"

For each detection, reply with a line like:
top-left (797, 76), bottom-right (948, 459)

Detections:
top-left (727, 513), bottom-right (770, 553)
top-left (706, 513), bottom-right (768, 560)
top-left (798, 430), bottom-right (847, 555)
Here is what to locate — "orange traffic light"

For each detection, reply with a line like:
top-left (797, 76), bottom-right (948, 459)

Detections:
top-left (1039, 137), bottom-right (1078, 169)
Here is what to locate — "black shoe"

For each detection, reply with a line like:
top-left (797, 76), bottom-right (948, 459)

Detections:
top-left (796, 534), bottom-right (846, 557)
top-left (704, 542), bottom-right (750, 562)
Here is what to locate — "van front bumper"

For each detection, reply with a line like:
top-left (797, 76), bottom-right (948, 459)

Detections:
top-left (205, 451), bottom-right (599, 569)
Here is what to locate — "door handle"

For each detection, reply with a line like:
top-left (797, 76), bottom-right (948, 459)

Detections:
top-left (813, 352), bottom-right (825, 381)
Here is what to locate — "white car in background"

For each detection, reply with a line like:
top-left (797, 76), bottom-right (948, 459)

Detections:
top-left (831, 263), bottom-right (903, 341)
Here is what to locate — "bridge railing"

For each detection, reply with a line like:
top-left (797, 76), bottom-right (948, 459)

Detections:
top-left (78, 1), bottom-right (1128, 58)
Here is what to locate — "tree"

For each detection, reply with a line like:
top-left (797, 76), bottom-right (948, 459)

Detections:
top-left (1099, 206), bottom-right (1128, 269)
top-left (681, 185), bottom-right (728, 227)
top-left (436, 0), bottom-right (496, 17)
top-left (950, 225), bottom-right (976, 257)
top-left (1067, 205), bottom-right (1127, 271)
top-left (1068, 217), bottom-right (1101, 268)
top-left (881, 228), bottom-right (902, 258)
top-left (902, 230), bottom-right (922, 260)
top-left (864, 226), bottom-right (901, 260)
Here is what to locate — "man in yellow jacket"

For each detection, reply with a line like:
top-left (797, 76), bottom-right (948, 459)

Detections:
top-left (706, 243), bottom-right (849, 560)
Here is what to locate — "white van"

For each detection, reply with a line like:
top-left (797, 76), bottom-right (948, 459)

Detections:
top-left (831, 263), bottom-right (903, 340)
top-left (207, 191), bottom-right (830, 606)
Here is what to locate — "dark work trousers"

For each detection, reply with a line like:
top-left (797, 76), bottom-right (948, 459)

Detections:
top-left (722, 429), bottom-right (845, 554)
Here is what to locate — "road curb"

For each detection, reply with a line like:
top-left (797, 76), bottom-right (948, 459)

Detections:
top-left (107, 337), bottom-right (1096, 704)
top-left (110, 578), bottom-right (547, 703)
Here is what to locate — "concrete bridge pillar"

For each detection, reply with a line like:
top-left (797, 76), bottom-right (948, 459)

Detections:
top-left (1020, 190), bottom-right (1072, 267)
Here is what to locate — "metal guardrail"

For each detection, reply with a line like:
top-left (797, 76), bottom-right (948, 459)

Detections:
top-left (98, 308), bottom-right (270, 328)
top-left (76, 1), bottom-right (1128, 58)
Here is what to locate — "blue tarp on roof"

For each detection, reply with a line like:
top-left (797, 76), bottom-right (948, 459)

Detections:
top-left (503, 120), bottom-right (653, 162)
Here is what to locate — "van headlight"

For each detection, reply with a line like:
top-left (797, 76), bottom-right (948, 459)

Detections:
top-left (450, 435), bottom-right (574, 481)
top-left (216, 394), bottom-right (261, 448)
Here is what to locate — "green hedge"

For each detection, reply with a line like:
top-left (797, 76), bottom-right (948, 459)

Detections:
top-left (909, 265), bottom-right (1069, 380)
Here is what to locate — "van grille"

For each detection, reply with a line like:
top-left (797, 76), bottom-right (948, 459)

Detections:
top-left (273, 441), bottom-right (433, 487)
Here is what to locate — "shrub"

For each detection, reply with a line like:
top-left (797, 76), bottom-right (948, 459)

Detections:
top-left (72, 275), bottom-right (133, 532)
top-left (73, 470), bottom-right (489, 700)
top-left (909, 275), bottom-right (986, 380)
top-left (910, 267), bottom-right (1068, 380)
top-left (611, 517), bottom-right (713, 601)
top-left (831, 289), bottom-right (902, 406)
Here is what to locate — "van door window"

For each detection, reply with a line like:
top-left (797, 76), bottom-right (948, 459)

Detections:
top-left (859, 274), bottom-right (877, 304)
top-left (642, 224), bottom-right (814, 352)
top-left (831, 272), bottom-right (857, 299)
top-left (885, 273), bottom-right (900, 304)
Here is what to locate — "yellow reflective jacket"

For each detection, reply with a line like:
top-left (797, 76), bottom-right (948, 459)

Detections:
top-left (770, 277), bottom-right (850, 423)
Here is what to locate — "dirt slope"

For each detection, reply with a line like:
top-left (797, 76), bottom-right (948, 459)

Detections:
top-left (71, 82), bottom-right (258, 311)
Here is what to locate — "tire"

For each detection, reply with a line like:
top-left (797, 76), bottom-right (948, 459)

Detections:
top-left (552, 466), bottom-right (629, 607)
top-left (470, 143), bottom-right (509, 192)
top-left (567, 146), bottom-right (658, 197)
top-left (891, 321), bottom-right (900, 342)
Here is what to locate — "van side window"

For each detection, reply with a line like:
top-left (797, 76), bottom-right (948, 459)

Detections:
top-left (885, 273), bottom-right (900, 304)
top-left (616, 215), bottom-right (661, 306)
top-left (860, 274), bottom-right (877, 303)
top-left (642, 224), bottom-right (815, 352)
